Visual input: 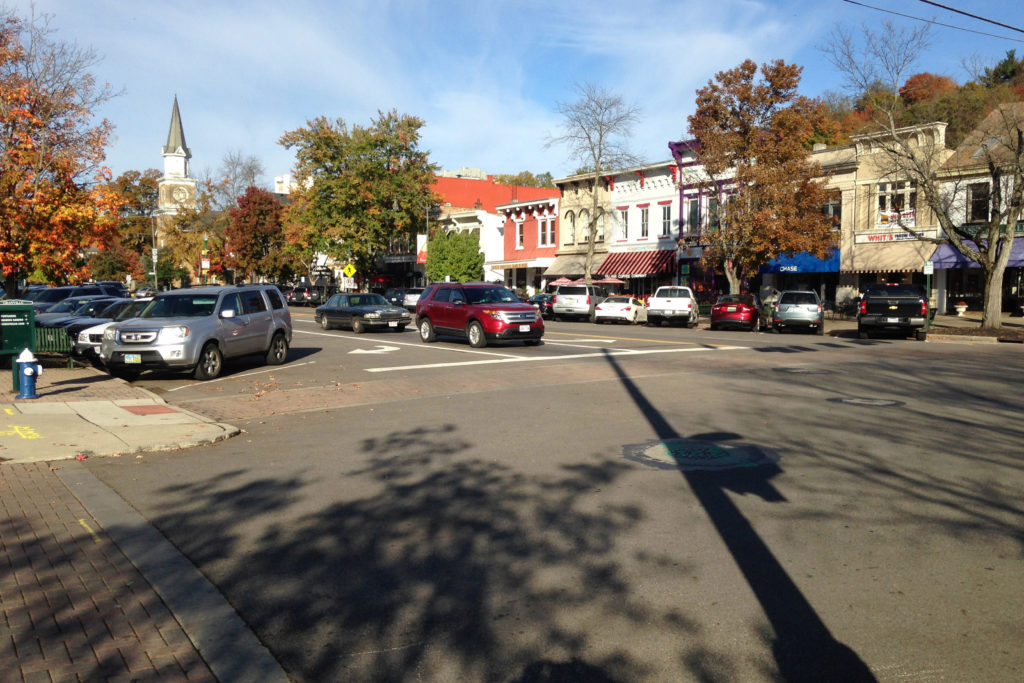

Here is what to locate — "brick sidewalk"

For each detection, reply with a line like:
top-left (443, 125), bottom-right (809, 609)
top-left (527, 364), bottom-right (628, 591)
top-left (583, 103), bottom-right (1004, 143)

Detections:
top-left (0, 462), bottom-right (215, 682)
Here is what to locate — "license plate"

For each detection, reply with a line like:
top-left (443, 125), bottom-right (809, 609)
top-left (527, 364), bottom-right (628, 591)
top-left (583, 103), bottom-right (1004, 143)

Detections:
top-left (124, 353), bottom-right (141, 364)
top-left (727, 306), bottom-right (736, 312)
top-left (886, 317), bottom-right (900, 323)
top-left (388, 321), bottom-right (398, 327)
top-left (519, 325), bottom-right (530, 332)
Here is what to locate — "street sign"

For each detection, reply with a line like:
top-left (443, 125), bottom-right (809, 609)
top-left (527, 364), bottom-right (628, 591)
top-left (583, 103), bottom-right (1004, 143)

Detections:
top-left (343, 264), bottom-right (356, 278)
top-left (151, 247), bottom-right (158, 261)
top-left (923, 260), bottom-right (934, 275)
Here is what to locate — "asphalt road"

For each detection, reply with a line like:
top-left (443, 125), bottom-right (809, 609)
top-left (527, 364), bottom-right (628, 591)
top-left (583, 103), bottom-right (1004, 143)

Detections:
top-left (84, 310), bottom-right (1024, 682)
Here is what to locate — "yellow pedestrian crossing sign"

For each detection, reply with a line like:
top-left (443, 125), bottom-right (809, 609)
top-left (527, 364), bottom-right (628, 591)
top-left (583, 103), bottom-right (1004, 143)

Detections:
top-left (343, 264), bottom-right (356, 278)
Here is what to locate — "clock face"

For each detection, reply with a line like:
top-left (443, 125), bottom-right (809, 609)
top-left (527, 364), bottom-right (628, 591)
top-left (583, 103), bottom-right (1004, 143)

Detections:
top-left (172, 186), bottom-right (188, 202)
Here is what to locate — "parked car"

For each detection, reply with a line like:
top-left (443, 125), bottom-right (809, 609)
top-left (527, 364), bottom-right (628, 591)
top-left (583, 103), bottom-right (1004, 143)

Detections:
top-left (709, 294), bottom-right (761, 331)
top-left (646, 286), bottom-right (699, 327)
top-left (401, 287), bottom-right (425, 312)
top-left (551, 284), bottom-right (607, 322)
top-left (35, 295), bottom-right (116, 327)
top-left (857, 283), bottom-right (929, 340)
top-left (527, 293), bottom-right (555, 320)
top-left (315, 292), bottom-right (412, 333)
top-left (93, 281), bottom-right (129, 297)
top-left (71, 299), bottom-right (152, 362)
top-left (761, 290), bottom-right (824, 334)
top-left (594, 295), bottom-right (648, 324)
top-left (415, 282), bottom-right (543, 348)
top-left (99, 284), bottom-right (291, 380)
top-left (29, 284), bottom-right (104, 314)
top-left (133, 285), bottom-right (157, 298)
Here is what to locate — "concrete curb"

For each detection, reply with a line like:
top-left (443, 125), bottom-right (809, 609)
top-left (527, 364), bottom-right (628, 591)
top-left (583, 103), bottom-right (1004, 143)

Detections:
top-left (57, 462), bottom-right (290, 683)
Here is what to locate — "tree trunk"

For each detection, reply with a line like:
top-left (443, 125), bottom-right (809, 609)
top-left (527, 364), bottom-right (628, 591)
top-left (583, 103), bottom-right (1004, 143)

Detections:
top-left (585, 175), bottom-right (599, 284)
top-left (724, 259), bottom-right (741, 295)
top-left (982, 263), bottom-right (1005, 329)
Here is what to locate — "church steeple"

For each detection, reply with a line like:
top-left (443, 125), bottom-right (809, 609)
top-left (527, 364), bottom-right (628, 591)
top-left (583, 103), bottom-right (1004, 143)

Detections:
top-left (162, 96), bottom-right (191, 179)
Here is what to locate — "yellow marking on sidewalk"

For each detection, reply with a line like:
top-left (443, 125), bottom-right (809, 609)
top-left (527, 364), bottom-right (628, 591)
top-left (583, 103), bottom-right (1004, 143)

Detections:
top-left (78, 518), bottom-right (102, 544)
top-left (3, 408), bottom-right (14, 415)
top-left (0, 425), bottom-right (40, 439)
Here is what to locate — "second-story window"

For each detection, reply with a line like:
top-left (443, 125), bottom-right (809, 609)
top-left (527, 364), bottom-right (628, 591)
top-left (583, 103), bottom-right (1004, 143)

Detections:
top-left (516, 220), bottom-right (524, 248)
top-left (580, 210), bottom-right (590, 242)
top-left (822, 194), bottom-right (841, 229)
top-left (707, 197), bottom-right (720, 231)
top-left (619, 209), bottom-right (628, 239)
top-left (662, 205), bottom-right (672, 236)
top-left (640, 207), bottom-right (649, 238)
top-left (968, 182), bottom-right (990, 223)
top-left (687, 198), bottom-right (700, 234)
top-left (878, 181), bottom-right (917, 226)
top-left (564, 211), bottom-right (575, 244)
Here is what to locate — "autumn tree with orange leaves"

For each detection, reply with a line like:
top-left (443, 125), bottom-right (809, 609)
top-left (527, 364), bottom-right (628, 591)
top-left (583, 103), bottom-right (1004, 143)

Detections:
top-left (687, 59), bottom-right (835, 294)
top-left (0, 10), bottom-right (121, 295)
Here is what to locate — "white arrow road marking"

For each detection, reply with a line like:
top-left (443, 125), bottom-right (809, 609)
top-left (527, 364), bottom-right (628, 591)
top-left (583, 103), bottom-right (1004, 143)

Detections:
top-left (349, 345), bottom-right (400, 355)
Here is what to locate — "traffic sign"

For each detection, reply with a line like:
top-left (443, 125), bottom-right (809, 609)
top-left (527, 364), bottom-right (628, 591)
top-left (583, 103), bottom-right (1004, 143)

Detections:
top-left (923, 260), bottom-right (934, 275)
top-left (343, 264), bottom-right (356, 278)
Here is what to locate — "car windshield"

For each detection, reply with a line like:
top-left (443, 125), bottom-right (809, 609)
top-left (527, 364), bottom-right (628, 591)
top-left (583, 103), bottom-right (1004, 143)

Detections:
top-left (349, 294), bottom-right (388, 307)
top-left (865, 284), bottom-right (924, 297)
top-left (76, 300), bottom-right (112, 316)
top-left (48, 298), bottom-right (90, 313)
top-left (780, 292), bottom-right (818, 305)
top-left (141, 295), bottom-right (217, 318)
top-left (557, 286), bottom-right (586, 295)
top-left (116, 300), bottom-right (151, 320)
top-left (717, 295), bottom-right (755, 305)
top-left (604, 297), bottom-right (630, 304)
top-left (657, 288), bottom-right (693, 298)
top-left (465, 286), bottom-right (518, 304)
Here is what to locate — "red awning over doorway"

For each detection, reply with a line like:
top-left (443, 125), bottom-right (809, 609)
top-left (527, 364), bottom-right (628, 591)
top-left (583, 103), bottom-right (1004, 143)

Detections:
top-left (594, 250), bottom-right (675, 277)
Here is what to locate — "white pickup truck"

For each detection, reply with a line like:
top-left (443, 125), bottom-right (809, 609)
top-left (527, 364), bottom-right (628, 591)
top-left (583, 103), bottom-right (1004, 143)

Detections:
top-left (646, 286), bottom-right (699, 328)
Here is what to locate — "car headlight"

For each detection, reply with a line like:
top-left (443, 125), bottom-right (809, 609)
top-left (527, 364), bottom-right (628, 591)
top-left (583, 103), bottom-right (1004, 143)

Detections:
top-left (401, 310), bottom-right (411, 318)
top-left (103, 328), bottom-right (116, 341)
top-left (78, 331), bottom-right (90, 342)
top-left (156, 326), bottom-right (190, 343)
top-left (480, 309), bottom-right (504, 320)
top-left (365, 312), bottom-right (381, 319)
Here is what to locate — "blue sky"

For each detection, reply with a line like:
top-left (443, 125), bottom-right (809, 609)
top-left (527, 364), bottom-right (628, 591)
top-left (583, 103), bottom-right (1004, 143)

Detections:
top-left (30, 0), bottom-right (1024, 188)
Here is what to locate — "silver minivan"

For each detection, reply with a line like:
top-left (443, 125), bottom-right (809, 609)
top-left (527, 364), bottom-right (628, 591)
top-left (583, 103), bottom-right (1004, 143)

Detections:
top-left (100, 285), bottom-right (292, 380)
top-left (551, 284), bottom-right (607, 322)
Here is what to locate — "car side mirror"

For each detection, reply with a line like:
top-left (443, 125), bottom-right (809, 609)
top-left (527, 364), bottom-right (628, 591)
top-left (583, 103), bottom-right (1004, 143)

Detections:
top-left (220, 309), bottom-right (236, 319)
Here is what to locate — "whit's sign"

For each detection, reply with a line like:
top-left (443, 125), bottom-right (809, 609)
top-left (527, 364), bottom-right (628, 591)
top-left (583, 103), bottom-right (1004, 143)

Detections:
top-left (855, 229), bottom-right (938, 244)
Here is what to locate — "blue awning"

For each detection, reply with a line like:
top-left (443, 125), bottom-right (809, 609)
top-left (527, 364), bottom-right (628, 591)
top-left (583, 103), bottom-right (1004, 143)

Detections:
top-left (760, 250), bottom-right (839, 274)
top-left (930, 240), bottom-right (1024, 268)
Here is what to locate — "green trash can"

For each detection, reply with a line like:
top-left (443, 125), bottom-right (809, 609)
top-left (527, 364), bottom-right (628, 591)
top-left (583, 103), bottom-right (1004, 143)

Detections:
top-left (1, 300), bottom-right (36, 392)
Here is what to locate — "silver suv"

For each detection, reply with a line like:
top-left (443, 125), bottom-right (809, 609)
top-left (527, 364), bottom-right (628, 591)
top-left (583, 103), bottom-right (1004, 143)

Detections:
top-left (100, 285), bottom-right (292, 380)
top-left (760, 289), bottom-right (824, 335)
top-left (552, 284), bottom-right (607, 322)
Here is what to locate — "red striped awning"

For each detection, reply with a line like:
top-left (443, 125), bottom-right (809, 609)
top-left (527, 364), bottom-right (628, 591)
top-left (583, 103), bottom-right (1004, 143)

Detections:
top-left (595, 249), bottom-right (675, 276)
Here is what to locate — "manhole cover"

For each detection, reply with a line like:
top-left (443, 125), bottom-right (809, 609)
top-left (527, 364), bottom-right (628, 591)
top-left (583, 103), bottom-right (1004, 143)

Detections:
top-left (826, 397), bottom-right (904, 407)
top-left (624, 438), bottom-right (779, 471)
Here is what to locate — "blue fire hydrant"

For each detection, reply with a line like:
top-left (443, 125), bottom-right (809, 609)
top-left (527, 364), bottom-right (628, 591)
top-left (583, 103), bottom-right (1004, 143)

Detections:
top-left (16, 348), bottom-right (42, 400)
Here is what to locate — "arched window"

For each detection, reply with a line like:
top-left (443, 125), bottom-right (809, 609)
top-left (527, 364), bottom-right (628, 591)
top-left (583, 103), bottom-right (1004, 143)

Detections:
top-left (563, 211), bottom-right (575, 244)
top-left (579, 210), bottom-right (590, 242)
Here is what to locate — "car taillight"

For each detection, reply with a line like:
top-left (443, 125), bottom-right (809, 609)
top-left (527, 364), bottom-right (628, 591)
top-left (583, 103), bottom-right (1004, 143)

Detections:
top-left (859, 300), bottom-right (867, 315)
top-left (552, 295), bottom-right (558, 303)
top-left (920, 300), bottom-right (928, 316)
top-left (624, 306), bottom-right (631, 312)
top-left (586, 296), bottom-right (591, 304)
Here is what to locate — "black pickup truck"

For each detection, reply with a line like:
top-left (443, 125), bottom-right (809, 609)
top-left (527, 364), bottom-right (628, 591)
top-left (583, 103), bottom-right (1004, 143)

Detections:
top-left (857, 283), bottom-right (929, 340)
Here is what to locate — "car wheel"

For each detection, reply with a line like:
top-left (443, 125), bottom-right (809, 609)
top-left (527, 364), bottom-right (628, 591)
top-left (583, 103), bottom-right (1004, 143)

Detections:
top-left (265, 332), bottom-right (288, 365)
top-left (709, 322), bottom-right (718, 331)
top-left (352, 316), bottom-right (365, 334)
top-left (915, 329), bottom-right (927, 341)
top-left (319, 314), bottom-right (331, 330)
top-left (193, 342), bottom-right (222, 380)
top-left (858, 327), bottom-right (870, 340)
top-left (419, 317), bottom-right (436, 342)
top-left (467, 321), bottom-right (487, 348)
top-left (817, 323), bottom-right (825, 336)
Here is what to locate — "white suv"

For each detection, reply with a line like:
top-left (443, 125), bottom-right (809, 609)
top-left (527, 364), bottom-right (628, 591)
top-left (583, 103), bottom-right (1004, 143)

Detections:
top-left (551, 284), bottom-right (607, 322)
top-left (646, 286), bottom-right (699, 327)
top-left (100, 285), bottom-right (292, 380)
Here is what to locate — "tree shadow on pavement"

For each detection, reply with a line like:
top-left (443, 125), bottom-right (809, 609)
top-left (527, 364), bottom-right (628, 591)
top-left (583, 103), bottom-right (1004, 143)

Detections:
top-left (601, 349), bottom-right (877, 682)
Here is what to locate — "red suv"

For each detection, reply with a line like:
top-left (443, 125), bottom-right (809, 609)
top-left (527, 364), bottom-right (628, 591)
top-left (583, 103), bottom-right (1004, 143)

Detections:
top-left (415, 282), bottom-right (544, 348)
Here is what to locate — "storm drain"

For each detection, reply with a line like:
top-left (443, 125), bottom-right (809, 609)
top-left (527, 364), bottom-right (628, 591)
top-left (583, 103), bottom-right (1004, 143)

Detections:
top-left (624, 438), bottom-right (780, 472)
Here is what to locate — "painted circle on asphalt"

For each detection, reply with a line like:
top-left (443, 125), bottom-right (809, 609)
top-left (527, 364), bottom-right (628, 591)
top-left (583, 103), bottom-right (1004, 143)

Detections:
top-left (624, 438), bottom-right (780, 472)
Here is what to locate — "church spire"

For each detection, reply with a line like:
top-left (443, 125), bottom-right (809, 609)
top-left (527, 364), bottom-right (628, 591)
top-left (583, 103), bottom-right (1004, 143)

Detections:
top-left (163, 95), bottom-right (191, 158)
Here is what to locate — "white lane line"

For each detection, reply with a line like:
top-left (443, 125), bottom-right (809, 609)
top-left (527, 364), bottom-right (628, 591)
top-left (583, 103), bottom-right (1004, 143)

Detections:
top-left (166, 361), bottom-right (317, 392)
top-left (365, 345), bottom-right (742, 373)
top-left (294, 328), bottom-right (519, 358)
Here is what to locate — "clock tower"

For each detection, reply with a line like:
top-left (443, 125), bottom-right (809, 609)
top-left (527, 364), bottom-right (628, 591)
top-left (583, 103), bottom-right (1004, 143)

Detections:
top-left (156, 96), bottom-right (197, 244)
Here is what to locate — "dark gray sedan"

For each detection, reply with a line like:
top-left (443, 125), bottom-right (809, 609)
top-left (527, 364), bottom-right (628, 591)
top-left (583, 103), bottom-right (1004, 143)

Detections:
top-left (315, 293), bottom-right (412, 333)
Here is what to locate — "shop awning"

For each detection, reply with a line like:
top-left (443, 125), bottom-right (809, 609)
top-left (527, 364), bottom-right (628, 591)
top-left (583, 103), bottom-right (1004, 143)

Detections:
top-left (930, 240), bottom-right (1024, 268)
top-left (543, 252), bottom-right (608, 277)
top-left (760, 249), bottom-right (838, 274)
top-left (842, 241), bottom-right (934, 273)
top-left (594, 249), bottom-right (675, 277)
